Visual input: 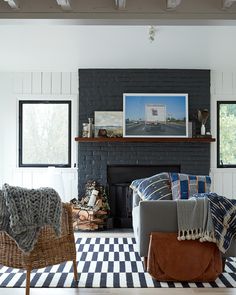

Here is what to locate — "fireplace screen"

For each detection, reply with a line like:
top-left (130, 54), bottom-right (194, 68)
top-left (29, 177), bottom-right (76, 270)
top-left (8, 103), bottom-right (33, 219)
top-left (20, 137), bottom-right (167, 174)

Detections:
top-left (107, 165), bottom-right (180, 228)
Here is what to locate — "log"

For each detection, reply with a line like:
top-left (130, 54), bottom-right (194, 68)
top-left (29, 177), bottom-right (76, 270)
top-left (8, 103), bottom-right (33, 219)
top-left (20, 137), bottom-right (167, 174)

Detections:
top-left (72, 205), bottom-right (108, 231)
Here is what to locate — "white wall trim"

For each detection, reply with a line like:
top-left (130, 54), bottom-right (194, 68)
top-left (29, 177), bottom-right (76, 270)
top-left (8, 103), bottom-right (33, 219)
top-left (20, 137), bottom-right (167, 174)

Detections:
top-left (210, 70), bottom-right (236, 198)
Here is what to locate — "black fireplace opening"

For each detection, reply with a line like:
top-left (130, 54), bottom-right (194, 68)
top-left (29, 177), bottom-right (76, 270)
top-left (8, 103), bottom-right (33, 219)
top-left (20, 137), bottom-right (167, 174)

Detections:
top-left (107, 165), bottom-right (181, 228)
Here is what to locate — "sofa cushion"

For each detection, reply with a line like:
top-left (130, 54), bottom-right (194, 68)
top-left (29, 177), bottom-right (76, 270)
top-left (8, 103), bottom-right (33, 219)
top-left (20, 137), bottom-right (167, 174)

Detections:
top-left (130, 172), bottom-right (172, 201)
top-left (130, 178), bottom-right (145, 192)
top-left (169, 173), bottom-right (211, 200)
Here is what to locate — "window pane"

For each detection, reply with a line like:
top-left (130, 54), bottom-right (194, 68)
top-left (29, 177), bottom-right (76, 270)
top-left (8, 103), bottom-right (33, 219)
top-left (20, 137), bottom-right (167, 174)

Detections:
top-left (218, 102), bottom-right (236, 167)
top-left (20, 101), bottom-right (71, 167)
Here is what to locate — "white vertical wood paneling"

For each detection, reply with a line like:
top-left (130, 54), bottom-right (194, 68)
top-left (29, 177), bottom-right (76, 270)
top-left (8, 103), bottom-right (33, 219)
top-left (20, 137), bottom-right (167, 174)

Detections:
top-left (71, 72), bottom-right (78, 95)
top-left (42, 72), bottom-right (52, 94)
top-left (61, 72), bottom-right (71, 95)
top-left (10, 71), bottom-right (78, 200)
top-left (13, 72), bottom-right (23, 94)
top-left (222, 72), bottom-right (233, 95)
top-left (52, 72), bottom-right (62, 94)
top-left (210, 100), bottom-right (217, 169)
top-left (32, 171), bottom-right (48, 188)
top-left (22, 72), bottom-right (32, 94)
top-left (232, 174), bottom-right (236, 199)
top-left (222, 173), bottom-right (233, 199)
top-left (210, 70), bottom-right (216, 95)
top-left (22, 171), bottom-right (33, 188)
top-left (16, 71), bottom-right (78, 96)
top-left (211, 170), bottom-right (236, 199)
top-left (71, 171), bottom-right (78, 199)
top-left (12, 170), bottom-right (23, 186)
top-left (62, 171), bottom-right (78, 201)
top-left (211, 171), bottom-right (223, 196)
top-left (233, 72), bottom-right (236, 94)
top-left (32, 72), bottom-right (42, 94)
top-left (211, 70), bottom-right (236, 198)
top-left (12, 168), bottom-right (78, 201)
top-left (211, 70), bottom-right (223, 95)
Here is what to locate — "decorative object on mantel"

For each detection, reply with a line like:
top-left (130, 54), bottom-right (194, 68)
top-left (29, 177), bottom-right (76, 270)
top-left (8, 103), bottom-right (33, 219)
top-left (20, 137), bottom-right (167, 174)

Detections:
top-left (123, 93), bottom-right (188, 138)
top-left (94, 111), bottom-right (123, 138)
top-left (197, 109), bottom-right (209, 136)
top-left (88, 117), bottom-right (94, 138)
top-left (98, 128), bottom-right (108, 138)
top-left (71, 180), bottom-right (110, 231)
top-left (82, 118), bottom-right (94, 138)
top-left (82, 123), bottom-right (89, 137)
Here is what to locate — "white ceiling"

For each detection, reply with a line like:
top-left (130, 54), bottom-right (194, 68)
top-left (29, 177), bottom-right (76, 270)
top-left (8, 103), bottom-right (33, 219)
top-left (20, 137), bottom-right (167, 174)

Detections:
top-left (0, 25), bottom-right (236, 72)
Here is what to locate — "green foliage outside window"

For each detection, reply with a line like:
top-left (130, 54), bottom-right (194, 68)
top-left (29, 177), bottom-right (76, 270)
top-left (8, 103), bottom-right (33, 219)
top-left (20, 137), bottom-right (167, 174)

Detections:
top-left (218, 102), bottom-right (236, 166)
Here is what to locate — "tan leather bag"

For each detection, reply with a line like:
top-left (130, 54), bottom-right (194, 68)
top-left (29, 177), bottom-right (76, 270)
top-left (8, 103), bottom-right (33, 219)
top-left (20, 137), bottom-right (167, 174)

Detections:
top-left (147, 232), bottom-right (222, 282)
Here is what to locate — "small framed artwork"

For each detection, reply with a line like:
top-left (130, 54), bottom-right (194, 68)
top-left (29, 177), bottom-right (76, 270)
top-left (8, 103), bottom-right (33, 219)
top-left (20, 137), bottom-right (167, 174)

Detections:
top-left (94, 111), bottom-right (123, 137)
top-left (123, 93), bottom-right (188, 138)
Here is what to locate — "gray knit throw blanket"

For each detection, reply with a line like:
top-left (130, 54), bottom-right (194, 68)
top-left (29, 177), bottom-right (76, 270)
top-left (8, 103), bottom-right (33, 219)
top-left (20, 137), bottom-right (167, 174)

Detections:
top-left (176, 197), bottom-right (216, 243)
top-left (0, 184), bottom-right (62, 254)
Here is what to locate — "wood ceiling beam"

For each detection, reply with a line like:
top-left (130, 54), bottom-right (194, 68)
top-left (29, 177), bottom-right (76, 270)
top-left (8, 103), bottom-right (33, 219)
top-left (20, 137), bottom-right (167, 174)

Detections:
top-left (3, 0), bottom-right (19, 9)
top-left (1, 0), bottom-right (236, 25)
top-left (115, 0), bottom-right (126, 10)
top-left (222, 0), bottom-right (236, 9)
top-left (167, 0), bottom-right (182, 10)
top-left (56, 0), bottom-right (71, 11)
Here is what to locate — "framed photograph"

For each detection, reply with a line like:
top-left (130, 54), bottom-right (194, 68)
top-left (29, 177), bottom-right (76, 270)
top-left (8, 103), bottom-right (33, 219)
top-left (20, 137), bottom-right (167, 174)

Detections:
top-left (123, 93), bottom-right (188, 138)
top-left (94, 111), bottom-right (123, 137)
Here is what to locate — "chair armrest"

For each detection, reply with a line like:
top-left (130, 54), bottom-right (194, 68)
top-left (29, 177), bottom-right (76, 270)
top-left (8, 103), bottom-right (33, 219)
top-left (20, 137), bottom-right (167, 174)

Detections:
top-left (133, 200), bottom-right (178, 257)
top-left (61, 203), bottom-right (74, 236)
top-left (132, 191), bottom-right (141, 209)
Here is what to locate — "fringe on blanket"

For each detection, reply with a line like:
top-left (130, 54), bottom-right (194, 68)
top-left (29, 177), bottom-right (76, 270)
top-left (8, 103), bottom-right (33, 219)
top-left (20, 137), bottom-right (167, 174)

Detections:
top-left (177, 228), bottom-right (217, 243)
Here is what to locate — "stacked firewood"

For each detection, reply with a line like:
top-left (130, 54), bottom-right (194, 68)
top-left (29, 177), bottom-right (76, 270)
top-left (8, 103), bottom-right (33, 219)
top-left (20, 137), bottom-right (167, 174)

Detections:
top-left (71, 180), bottom-right (110, 231)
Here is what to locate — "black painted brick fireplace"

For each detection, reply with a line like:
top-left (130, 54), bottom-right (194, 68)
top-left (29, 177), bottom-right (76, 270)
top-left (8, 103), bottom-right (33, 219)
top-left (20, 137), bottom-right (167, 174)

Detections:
top-left (107, 165), bottom-right (181, 227)
top-left (77, 69), bottom-right (211, 226)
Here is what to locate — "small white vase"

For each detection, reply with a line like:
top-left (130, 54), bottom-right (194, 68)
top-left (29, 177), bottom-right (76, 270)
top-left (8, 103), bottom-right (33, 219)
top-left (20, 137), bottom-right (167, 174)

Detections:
top-left (201, 124), bottom-right (206, 135)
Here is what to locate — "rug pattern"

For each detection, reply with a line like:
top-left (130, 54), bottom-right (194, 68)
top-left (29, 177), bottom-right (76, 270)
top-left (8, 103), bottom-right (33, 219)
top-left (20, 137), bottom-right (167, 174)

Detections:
top-left (0, 237), bottom-right (236, 288)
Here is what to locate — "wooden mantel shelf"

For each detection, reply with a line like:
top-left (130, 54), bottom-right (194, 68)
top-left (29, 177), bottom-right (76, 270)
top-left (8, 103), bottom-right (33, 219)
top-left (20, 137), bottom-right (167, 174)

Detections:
top-left (75, 137), bottom-right (216, 143)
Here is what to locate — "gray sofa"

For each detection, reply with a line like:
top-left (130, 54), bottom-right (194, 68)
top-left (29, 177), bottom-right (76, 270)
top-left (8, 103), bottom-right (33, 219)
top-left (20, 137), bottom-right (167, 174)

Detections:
top-left (132, 193), bottom-right (236, 261)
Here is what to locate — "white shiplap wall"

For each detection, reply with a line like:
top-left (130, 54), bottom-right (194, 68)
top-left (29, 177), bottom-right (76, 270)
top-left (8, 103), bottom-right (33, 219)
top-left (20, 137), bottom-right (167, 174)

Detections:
top-left (11, 72), bottom-right (78, 202)
top-left (4, 70), bottom-right (236, 200)
top-left (210, 71), bottom-right (236, 199)
top-left (14, 72), bottom-right (78, 96)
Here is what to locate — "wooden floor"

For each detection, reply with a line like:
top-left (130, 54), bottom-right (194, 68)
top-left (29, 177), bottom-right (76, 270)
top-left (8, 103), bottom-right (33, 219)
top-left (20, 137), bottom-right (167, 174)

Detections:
top-left (1, 288), bottom-right (236, 295)
top-left (74, 229), bottom-right (134, 238)
top-left (1, 230), bottom-right (236, 294)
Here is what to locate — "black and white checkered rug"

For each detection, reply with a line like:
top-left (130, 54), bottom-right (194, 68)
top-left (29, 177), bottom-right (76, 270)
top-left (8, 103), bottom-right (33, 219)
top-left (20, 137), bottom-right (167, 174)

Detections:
top-left (0, 237), bottom-right (236, 288)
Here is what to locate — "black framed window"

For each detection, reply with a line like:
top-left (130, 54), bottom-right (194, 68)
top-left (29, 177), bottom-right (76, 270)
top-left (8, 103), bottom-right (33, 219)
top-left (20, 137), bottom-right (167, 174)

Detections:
top-left (217, 101), bottom-right (236, 168)
top-left (19, 100), bottom-right (71, 167)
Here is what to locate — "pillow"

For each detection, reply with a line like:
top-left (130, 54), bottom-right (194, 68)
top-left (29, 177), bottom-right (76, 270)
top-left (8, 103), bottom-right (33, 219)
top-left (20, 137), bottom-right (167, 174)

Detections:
top-left (130, 172), bottom-right (172, 201)
top-left (130, 178), bottom-right (145, 192)
top-left (169, 173), bottom-right (211, 200)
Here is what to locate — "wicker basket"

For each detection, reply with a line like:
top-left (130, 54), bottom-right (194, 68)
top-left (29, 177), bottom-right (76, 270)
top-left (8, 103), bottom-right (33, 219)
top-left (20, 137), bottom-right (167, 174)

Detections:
top-left (0, 203), bottom-right (77, 295)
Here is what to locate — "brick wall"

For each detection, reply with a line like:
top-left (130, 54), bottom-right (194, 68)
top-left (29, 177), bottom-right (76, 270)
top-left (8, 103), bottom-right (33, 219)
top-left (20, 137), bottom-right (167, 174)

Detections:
top-left (78, 69), bottom-right (210, 196)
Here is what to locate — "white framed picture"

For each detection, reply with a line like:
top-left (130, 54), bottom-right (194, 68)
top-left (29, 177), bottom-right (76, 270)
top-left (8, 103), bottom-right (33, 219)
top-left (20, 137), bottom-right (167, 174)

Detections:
top-left (123, 93), bottom-right (188, 138)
